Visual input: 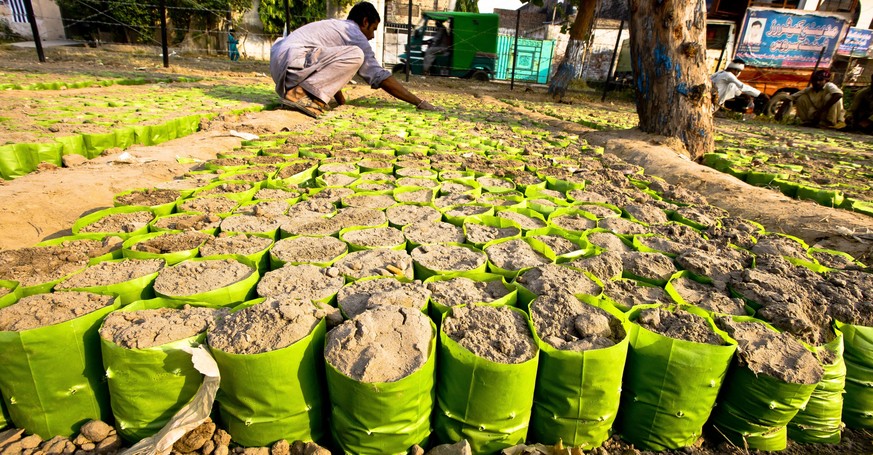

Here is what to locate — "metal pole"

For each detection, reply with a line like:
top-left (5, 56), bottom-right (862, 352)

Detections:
top-left (601, 19), bottom-right (624, 102)
top-left (806, 46), bottom-right (827, 87)
top-left (841, 45), bottom-right (856, 90)
top-left (22, 0), bottom-right (45, 63)
top-left (511, 9), bottom-right (520, 91)
top-left (406, 0), bottom-right (412, 82)
top-left (715, 41), bottom-right (727, 72)
top-left (284, 0), bottom-right (290, 36)
top-left (159, 0), bottom-right (169, 68)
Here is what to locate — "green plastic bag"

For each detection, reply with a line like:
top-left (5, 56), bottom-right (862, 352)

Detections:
top-left (326, 320), bottom-right (436, 455)
top-left (0, 293), bottom-right (121, 438)
top-left (0, 391), bottom-right (8, 430)
top-left (434, 306), bottom-right (539, 454)
top-left (788, 331), bottom-right (846, 444)
top-left (83, 132), bottom-right (118, 158)
top-left (529, 297), bottom-right (629, 449)
top-left (836, 320), bottom-right (873, 429)
top-left (710, 317), bottom-right (819, 451)
top-left (0, 143), bottom-right (38, 180)
top-left (55, 258), bottom-right (163, 306)
top-left (213, 303), bottom-right (327, 447)
top-left (100, 298), bottom-right (212, 442)
top-left (619, 304), bottom-right (736, 451)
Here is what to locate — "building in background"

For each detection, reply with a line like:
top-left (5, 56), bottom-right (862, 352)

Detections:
top-left (0, 0), bottom-right (65, 41)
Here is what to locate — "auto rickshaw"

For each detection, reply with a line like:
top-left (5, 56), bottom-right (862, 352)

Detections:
top-left (393, 11), bottom-right (499, 81)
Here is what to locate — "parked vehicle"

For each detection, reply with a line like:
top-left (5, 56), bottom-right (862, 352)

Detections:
top-left (393, 11), bottom-right (499, 81)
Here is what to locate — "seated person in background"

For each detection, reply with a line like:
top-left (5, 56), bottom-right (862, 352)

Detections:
top-left (423, 20), bottom-right (450, 76)
top-left (777, 70), bottom-right (845, 128)
top-left (846, 82), bottom-right (873, 134)
top-left (711, 59), bottom-right (761, 113)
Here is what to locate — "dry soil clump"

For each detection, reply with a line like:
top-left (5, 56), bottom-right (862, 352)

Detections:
top-left (324, 306), bottom-right (433, 382)
top-left (257, 264), bottom-right (345, 301)
top-left (516, 263), bottom-right (601, 296)
top-left (209, 297), bottom-right (339, 354)
top-left (56, 258), bottom-right (165, 290)
top-left (100, 306), bottom-right (227, 349)
top-left (443, 304), bottom-right (537, 364)
top-left (530, 290), bottom-right (625, 351)
top-left (153, 259), bottom-right (253, 297)
top-left (427, 277), bottom-right (511, 307)
top-left (412, 244), bottom-right (486, 273)
top-left (334, 249), bottom-right (415, 280)
top-left (0, 292), bottom-right (114, 331)
top-left (270, 236), bottom-right (347, 265)
top-left (636, 307), bottom-right (724, 345)
top-left (337, 278), bottom-right (431, 318)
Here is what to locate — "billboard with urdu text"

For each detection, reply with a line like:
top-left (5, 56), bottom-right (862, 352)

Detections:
top-left (735, 7), bottom-right (850, 69)
top-left (837, 27), bottom-right (873, 58)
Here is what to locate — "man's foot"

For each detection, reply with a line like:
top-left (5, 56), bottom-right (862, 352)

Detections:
top-left (283, 86), bottom-right (329, 118)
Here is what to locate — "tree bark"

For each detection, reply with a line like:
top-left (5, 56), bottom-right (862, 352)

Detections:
top-left (547, 0), bottom-right (597, 99)
top-left (628, 0), bottom-right (714, 160)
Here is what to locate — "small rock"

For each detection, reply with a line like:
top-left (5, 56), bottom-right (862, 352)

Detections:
top-left (94, 435), bottom-right (120, 453)
top-left (201, 441), bottom-right (216, 455)
top-left (409, 445), bottom-right (425, 455)
top-left (61, 442), bottom-right (76, 455)
top-left (242, 448), bottom-right (268, 455)
top-left (62, 154), bottom-right (88, 168)
top-left (4, 441), bottom-right (23, 454)
top-left (80, 443), bottom-right (96, 451)
top-left (21, 448), bottom-right (35, 455)
top-left (270, 440), bottom-right (289, 455)
top-left (301, 443), bottom-right (329, 455)
top-left (39, 436), bottom-right (67, 455)
top-left (425, 440), bottom-right (472, 455)
top-left (289, 441), bottom-right (305, 455)
top-left (213, 446), bottom-right (229, 455)
top-left (212, 430), bottom-right (231, 447)
top-left (0, 428), bottom-right (25, 448)
top-left (173, 421), bottom-right (215, 453)
top-left (20, 436), bottom-right (43, 450)
top-left (79, 421), bottom-right (113, 444)
top-left (325, 267), bottom-right (339, 278)
top-left (232, 448), bottom-right (244, 454)
top-left (71, 435), bottom-right (90, 447)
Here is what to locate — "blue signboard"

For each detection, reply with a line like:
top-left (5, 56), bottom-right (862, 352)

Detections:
top-left (735, 7), bottom-right (850, 69)
top-left (837, 27), bottom-right (873, 58)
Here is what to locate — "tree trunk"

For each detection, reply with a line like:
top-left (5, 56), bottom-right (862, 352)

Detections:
top-left (628, 0), bottom-right (714, 160)
top-left (548, 0), bottom-right (597, 100)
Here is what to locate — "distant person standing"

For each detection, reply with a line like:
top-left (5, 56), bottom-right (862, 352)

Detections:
top-left (228, 29), bottom-right (240, 62)
top-left (423, 20), bottom-right (450, 76)
top-left (776, 70), bottom-right (845, 128)
top-left (711, 59), bottom-right (761, 113)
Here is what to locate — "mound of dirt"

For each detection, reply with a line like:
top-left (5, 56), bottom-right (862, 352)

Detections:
top-left (716, 318), bottom-right (823, 385)
top-left (403, 221), bottom-right (465, 245)
top-left (341, 227), bottom-right (405, 249)
top-left (334, 249), bottom-right (415, 280)
top-left (569, 251), bottom-right (623, 283)
top-left (621, 251), bottom-right (677, 283)
top-left (337, 278), bottom-right (431, 318)
top-left (100, 305), bottom-right (227, 349)
top-left (623, 203), bottom-right (669, 225)
top-left (668, 276), bottom-right (746, 315)
top-left (530, 290), bottom-right (625, 351)
top-left (257, 264), bottom-right (345, 301)
top-left (325, 305), bottom-right (433, 382)
top-left (532, 234), bottom-right (580, 256)
top-left (443, 304), bottom-right (537, 364)
top-left (270, 235), bottom-right (347, 265)
top-left (636, 307), bottom-right (724, 345)
top-left (675, 248), bottom-right (750, 290)
top-left (153, 259), bottom-right (254, 297)
top-left (178, 197), bottom-right (238, 215)
top-left (130, 231), bottom-right (212, 253)
top-left (56, 258), bottom-right (165, 289)
top-left (0, 292), bottom-right (114, 331)
top-left (152, 214), bottom-right (221, 232)
top-left (819, 270), bottom-right (873, 327)
top-left (79, 211), bottom-right (155, 234)
top-left (484, 239), bottom-right (550, 271)
top-left (0, 239), bottom-right (121, 286)
top-left (597, 217), bottom-right (649, 236)
top-left (586, 232), bottom-right (633, 252)
top-left (115, 189), bottom-right (181, 207)
top-left (219, 215), bottom-right (286, 234)
top-left (386, 205), bottom-right (442, 226)
top-left (198, 234), bottom-right (273, 257)
top-left (464, 222), bottom-right (520, 245)
top-left (515, 263), bottom-right (601, 296)
top-left (427, 277), bottom-right (511, 307)
top-left (208, 297), bottom-right (340, 355)
top-left (411, 244), bottom-right (486, 273)
top-left (495, 211), bottom-right (546, 230)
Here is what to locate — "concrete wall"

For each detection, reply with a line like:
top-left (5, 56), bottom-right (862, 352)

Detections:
top-left (0, 0), bottom-right (65, 40)
top-left (582, 19), bottom-right (629, 81)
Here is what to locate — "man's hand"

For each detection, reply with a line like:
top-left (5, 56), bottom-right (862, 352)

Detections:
top-left (334, 90), bottom-right (346, 106)
top-left (416, 100), bottom-right (444, 112)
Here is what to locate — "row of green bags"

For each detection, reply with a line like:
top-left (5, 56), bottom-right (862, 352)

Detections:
top-left (837, 321), bottom-right (873, 430)
top-left (0, 114), bottom-right (204, 180)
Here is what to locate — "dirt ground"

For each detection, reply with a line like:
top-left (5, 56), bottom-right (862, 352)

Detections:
top-left (0, 44), bottom-right (871, 268)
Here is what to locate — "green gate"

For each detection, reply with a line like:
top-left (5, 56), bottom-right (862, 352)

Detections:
top-left (495, 35), bottom-right (555, 84)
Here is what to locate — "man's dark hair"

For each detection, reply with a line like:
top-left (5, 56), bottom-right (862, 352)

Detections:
top-left (751, 20), bottom-right (762, 27)
top-left (348, 2), bottom-right (380, 26)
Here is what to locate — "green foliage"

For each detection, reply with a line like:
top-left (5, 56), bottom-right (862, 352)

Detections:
top-left (55, 0), bottom-right (250, 43)
top-left (454, 0), bottom-right (479, 13)
top-left (258, 0), bottom-right (357, 36)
